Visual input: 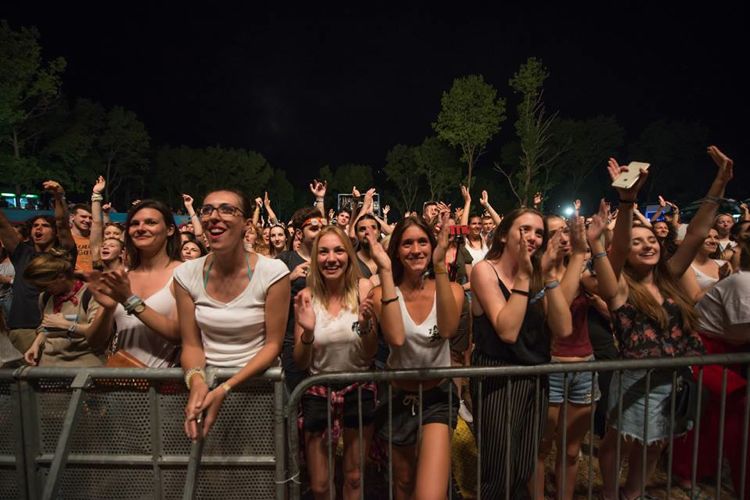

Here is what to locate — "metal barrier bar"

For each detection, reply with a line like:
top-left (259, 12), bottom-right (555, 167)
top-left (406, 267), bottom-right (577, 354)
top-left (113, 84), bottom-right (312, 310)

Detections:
top-left (182, 437), bottom-right (204, 500)
top-left (560, 371), bottom-right (569, 500)
top-left (666, 370), bottom-right (677, 500)
top-left (587, 370), bottom-right (595, 500)
top-left (691, 368), bottom-right (705, 495)
top-left (327, 382), bottom-right (333, 500)
top-left (476, 378), bottom-right (482, 500)
top-left (531, 375), bottom-right (540, 500)
top-left (274, 379), bottom-right (287, 500)
top-left (740, 365), bottom-right (750, 500)
top-left (640, 370), bottom-right (651, 499)
top-left (149, 384), bottom-right (162, 496)
top-left (7, 368), bottom-right (28, 499)
top-left (41, 371), bottom-right (91, 500)
top-left (357, 385), bottom-right (364, 500)
top-left (388, 383), bottom-right (393, 500)
top-left (716, 368), bottom-right (728, 499)
top-left (614, 369), bottom-right (623, 498)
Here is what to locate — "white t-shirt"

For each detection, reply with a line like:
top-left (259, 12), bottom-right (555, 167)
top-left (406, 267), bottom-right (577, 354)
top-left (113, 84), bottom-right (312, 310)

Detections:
top-left (386, 287), bottom-right (451, 370)
top-left (697, 270), bottom-right (750, 343)
top-left (173, 254), bottom-right (289, 367)
top-left (309, 298), bottom-right (370, 375)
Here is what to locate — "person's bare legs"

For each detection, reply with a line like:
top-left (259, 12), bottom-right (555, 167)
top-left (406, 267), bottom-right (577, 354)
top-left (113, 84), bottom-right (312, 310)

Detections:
top-left (532, 404), bottom-right (560, 500)
top-left (414, 423), bottom-right (452, 499)
top-left (391, 444), bottom-right (416, 500)
top-left (305, 431), bottom-right (331, 500)
top-left (342, 425), bottom-right (374, 500)
top-left (620, 441), bottom-right (664, 500)
top-left (555, 402), bottom-right (594, 500)
top-left (598, 428), bottom-right (631, 500)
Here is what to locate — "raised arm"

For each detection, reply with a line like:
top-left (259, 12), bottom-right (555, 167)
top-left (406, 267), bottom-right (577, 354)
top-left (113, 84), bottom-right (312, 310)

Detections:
top-left (459, 186), bottom-right (471, 226)
top-left (182, 194), bottom-right (204, 238)
top-left (0, 208), bottom-right (21, 254)
top-left (586, 200), bottom-right (620, 304)
top-left (650, 196), bottom-right (668, 222)
top-left (470, 230), bottom-right (533, 344)
top-left (263, 192), bottom-right (279, 225)
top-left (479, 190), bottom-right (502, 226)
top-left (540, 231), bottom-right (573, 338)
top-left (633, 203), bottom-right (653, 228)
top-left (90, 176), bottom-right (106, 264)
top-left (667, 145), bottom-right (734, 278)
top-left (606, 158), bottom-right (649, 280)
top-left (349, 188), bottom-right (375, 239)
top-left (432, 210), bottom-right (465, 338)
top-left (43, 180), bottom-right (74, 251)
top-left (559, 216), bottom-right (587, 305)
top-left (309, 179), bottom-right (327, 218)
top-left (368, 232), bottom-right (405, 347)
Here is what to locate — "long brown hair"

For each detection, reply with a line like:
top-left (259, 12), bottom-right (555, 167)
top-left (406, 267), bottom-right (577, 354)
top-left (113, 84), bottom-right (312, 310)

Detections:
top-left (387, 216), bottom-right (437, 286)
top-left (125, 200), bottom-right (182, 269)
top-left (306, 226), bottom-right (362, 311)
top-left (485, 208), bottom-right (548, 297)
top-left (624, 225), bottom-right (698, 332)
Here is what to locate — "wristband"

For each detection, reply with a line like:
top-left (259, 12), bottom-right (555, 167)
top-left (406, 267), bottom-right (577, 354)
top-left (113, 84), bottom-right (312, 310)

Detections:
top-left (184, 368), bottom-right (206, 390)
top-left (593, 251), bottom-right (607, 260)
top-left (220, 382), bottom-right (232, 394)
top-left (433, 265), bottom-right (448, 275)
top-left (511, 289), bottom-right (530, 297)
top-left (380, 296), bottom-right (399, 305)
top-left (91, 193), bottom-right (104, 202)
top-left (315, 197), bottom-right (324, 202)
top-left (545, 280), bottom-right (560, 290)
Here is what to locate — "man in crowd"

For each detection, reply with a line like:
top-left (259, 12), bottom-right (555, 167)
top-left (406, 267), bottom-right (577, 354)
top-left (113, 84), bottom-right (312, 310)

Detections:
top-left (69, 203), bottom-right (93, 272)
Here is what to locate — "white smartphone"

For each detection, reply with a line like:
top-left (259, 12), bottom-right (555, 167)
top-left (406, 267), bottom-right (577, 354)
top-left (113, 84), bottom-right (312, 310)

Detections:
top-left (611, 161), bottom-right (650, 189)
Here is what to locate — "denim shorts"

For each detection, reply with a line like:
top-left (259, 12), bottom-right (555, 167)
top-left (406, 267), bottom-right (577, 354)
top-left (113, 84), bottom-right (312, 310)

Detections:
top-left (548, 357), bottom-right (601, 405)
top-left (607, 369), bottom-right (674, 444)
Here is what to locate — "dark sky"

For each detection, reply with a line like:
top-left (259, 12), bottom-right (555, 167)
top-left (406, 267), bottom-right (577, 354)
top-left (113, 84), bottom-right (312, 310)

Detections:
top-left (2, 3), bottom-right (747, 193)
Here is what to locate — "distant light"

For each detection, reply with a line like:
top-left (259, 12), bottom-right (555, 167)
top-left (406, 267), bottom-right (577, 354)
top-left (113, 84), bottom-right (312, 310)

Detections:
top-left (563, 206), bottom-right (575, 217)
top-left (1, 193), bottom-right (14, 197)
top-left (23, 194), bottom-right (39, 198)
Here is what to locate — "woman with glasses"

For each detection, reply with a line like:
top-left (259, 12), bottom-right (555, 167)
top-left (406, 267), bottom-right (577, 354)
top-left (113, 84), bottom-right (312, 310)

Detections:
top-left (86, 200), bottom-right (183, 367)
top-left (176, 189), bottom-right (291, 440)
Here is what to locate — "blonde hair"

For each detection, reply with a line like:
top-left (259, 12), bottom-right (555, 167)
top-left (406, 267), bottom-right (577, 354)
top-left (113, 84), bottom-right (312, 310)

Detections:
top-left (23, 250), bottom-right (73, 289)
top-left (307, 226), bottom-right (362, 312)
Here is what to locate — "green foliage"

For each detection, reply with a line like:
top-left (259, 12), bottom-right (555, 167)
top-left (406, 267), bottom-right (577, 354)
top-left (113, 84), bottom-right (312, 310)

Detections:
top-left (496, 57), bottom-right (558, 206)
top-left (0, 20), bottom-right (66, 193)
top-left (99, 106), bottom-right (150, 204)
top-left (384, 144), bottom-right (422, 214)
top-left (547, 116), bottom-right (625, 198)
top-left (433, 74), bottom-right (506, 186)
top-left (267, 168), bottom-right (295, 220)
top-left (413, 136), bottom-right (462, 201)
top-left (154, 145), bottom-right (274, 210)
top-left (318, 163), bottom-right (373, 195)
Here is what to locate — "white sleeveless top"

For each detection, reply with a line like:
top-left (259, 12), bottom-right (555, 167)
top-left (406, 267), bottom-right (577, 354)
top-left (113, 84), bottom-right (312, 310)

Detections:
top-left (309, 298), bottom-right (370, 375)
top-left (386, 287), bottom-right (451, 370)
top-left (113, 278), bottom-right (179, 368)
top-left (173, 254), bottom-right (290, 367)
top-left (691, 259), bottom-right (726, 291)
top-left (465, 239), bottom-right (488, 263)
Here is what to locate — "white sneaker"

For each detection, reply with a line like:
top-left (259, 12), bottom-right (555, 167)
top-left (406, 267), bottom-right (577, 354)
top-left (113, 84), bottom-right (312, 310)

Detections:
top-left (458, 400), bottom-right (473, 423)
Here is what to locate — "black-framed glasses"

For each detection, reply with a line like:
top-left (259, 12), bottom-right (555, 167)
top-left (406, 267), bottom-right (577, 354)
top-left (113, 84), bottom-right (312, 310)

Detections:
top-left (198, 204), bottom-right (244, 218)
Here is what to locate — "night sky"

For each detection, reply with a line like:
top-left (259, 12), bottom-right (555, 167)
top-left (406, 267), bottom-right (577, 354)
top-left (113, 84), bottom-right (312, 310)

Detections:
top-left (3, 3), bottom-right (747, 195)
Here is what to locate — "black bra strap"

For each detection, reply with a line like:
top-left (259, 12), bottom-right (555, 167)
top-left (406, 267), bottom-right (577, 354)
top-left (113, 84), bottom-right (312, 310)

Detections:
top-left (487, 263), bottom-right (511, 300)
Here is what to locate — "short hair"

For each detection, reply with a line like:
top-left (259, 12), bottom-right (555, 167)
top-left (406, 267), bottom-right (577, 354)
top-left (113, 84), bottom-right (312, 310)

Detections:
top-left (291, 207), bottom-right (324, 231)
top-left (422, 201), bottom-right (437, 211)
top-left (70, 203), bottom-right (92, 215)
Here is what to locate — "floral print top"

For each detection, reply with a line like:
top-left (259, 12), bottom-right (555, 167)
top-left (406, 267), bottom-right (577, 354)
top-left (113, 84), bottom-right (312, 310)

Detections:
top-left (611, 299), bottom-right (705, 359)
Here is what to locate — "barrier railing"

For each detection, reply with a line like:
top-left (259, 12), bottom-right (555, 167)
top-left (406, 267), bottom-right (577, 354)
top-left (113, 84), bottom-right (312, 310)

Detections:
top-left (2, 366), bottom-right (286, 500)
top-left (2, 353), bottom-right (748, 499)
top-left (284, 352), bottom-right (750, 500)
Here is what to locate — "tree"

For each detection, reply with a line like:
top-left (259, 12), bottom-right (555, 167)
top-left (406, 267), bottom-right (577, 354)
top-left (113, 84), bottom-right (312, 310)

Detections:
top-left (496, 57), bottom-right (558, 207)
top-left (433, 74), bottom-right (505, 187)
top-left (266, 168), bottom-right (295, 221)
top-left (0, 20), bottom-right (66, 196)
top-left (384, 144), bottom-right (423, 215)
top-left (97, 106), bottom-right (150, 205)
top-left (548, 116), bottom-right (625, 199)
top-left (413, 136), bottom-right (462, 202)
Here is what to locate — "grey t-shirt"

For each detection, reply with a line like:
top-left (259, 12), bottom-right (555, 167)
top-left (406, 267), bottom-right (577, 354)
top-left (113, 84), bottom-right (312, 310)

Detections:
top-left (697, 270), bottom-right (750, 342)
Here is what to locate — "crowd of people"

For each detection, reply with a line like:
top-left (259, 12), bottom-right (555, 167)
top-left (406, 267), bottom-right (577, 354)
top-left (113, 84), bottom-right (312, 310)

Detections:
top-left (0, 145), bottom-right (749, 499)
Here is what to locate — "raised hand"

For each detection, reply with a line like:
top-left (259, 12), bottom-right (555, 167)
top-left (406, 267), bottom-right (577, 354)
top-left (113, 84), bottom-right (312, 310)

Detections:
top-left (533, 192), bottom-right (543, 207)
top-left (658, 195), bottom-right (667, 208)
top-left (309, 179), bottom-right (327, 198)
top-left (42, 180), bottom-right (64, 195)
top-left (516, 228), bottom-right (534, 279)
top-left (294, 291), bottom-right (316, 333)
top-left (587, 199), bottom-right (610, 244)
top-left (382, 204), bottom-right (390, 216)
top-left (432, 210), bottom-right (451, 267)
top-left (84, 271), bottom-right (118, 309)
top-left (182, 194), bottom-right (194, 211)
top-left (93, 176), bottom-right (106, 194)
top-left (289, 262), bottom-right (310, 281)
top-left (574, 199), bottom-right (581, 216)
top-left (707, 145), bottom-right (734, 183)
top-left (607, 157), bottom-right (648, 201)
top-left (98, 269), bottom-right (133, 304)
top-left (569, 215), bottom-right (587, 255)
top-left (541, 230), bottom-right (563, 279)
top-left (366, 231), bottom-right (391, 272)
top-left (454, 206), bottom-right (464, 221)
top-left (460, 185), bottom-right (471, 203)
top-left (254, 197), bottom-right (263, 209)
top-left (480, 190), bottom-right (490, 208)
top-left (352, 186), bottom-right (361, 199)
top-left (263, 191), bottom-right (271, 208)
top-left (102, 203), bottom-right (113, 214)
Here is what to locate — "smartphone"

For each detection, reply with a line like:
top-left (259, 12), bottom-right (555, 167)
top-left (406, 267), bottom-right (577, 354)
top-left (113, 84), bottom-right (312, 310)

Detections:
top-left (611, 161), bottom-right (650, 189)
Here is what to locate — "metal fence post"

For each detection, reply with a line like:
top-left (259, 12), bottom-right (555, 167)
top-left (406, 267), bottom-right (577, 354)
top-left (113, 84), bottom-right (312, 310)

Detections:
top-left (41, 371), bottom-right (91, 500)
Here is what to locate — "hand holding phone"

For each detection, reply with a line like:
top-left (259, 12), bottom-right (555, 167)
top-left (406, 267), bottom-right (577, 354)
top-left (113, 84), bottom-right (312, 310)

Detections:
top-left (611, 161), bottom-right (651, 189)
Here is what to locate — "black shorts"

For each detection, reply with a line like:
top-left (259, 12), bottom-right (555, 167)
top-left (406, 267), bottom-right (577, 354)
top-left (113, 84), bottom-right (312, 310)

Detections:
top-left (376, 380), bottom-right (459, 447)
top-left (302, 384), bottom-right (376, 433)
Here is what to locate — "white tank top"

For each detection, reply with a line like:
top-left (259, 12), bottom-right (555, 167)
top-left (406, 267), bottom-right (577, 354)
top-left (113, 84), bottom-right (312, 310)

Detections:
top-left (465, 239), bottom-right (488, 263)
top-left (113, 278), bottom-right (179, 368)
top-left (386, 287), bottom-right (451, 370)
top-left (309, 298), bottom-right (370, 375)
top-left (691, 260), bottom-right (726, 291)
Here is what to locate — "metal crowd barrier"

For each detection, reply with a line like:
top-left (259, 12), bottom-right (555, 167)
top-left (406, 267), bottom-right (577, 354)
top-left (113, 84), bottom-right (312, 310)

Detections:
top-left (1, 366), bottom-right (286, 500)
top-left (284, 352), bottom-right (750, 500)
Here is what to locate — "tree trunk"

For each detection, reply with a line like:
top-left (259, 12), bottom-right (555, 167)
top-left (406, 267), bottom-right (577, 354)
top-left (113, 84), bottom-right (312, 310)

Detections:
top-left (466, 149), bottom-right (474, 189)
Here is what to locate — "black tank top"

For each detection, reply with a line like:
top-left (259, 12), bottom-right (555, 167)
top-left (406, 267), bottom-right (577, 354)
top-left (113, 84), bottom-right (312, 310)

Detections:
top-left (473, 271), bottom-right (551, 365)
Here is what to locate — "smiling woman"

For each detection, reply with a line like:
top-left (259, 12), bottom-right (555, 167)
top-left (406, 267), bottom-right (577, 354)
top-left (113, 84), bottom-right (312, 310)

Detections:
top-left (174, 189), bottom-right (291, 440)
